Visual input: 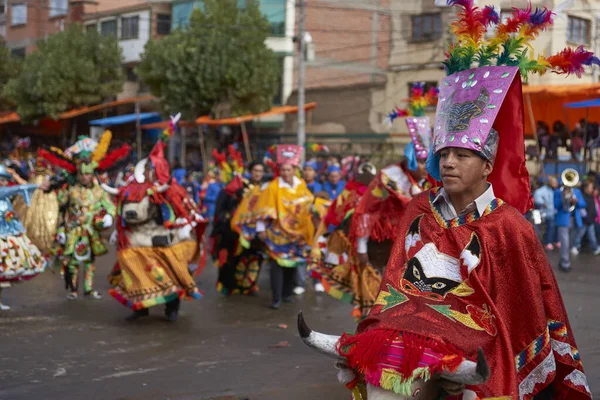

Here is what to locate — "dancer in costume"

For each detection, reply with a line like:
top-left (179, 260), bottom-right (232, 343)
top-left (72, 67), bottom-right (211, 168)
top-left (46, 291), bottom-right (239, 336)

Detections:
top-left (0, 164), bottom-right (47, 310)
top-left (300, 2), bottom-right (594, 398)
top-left (236, 145), bottom-right (315, 309)
top-left (39, 132), bottom-right (128, 300)
top-left (213, 157), bottom-right (266, 295)
top-left (105, 115), bottom-right (206, 321)
top-left (17, 157), bottom-right (60, 256)
top-left (313, 83), bottom-right (438, 320)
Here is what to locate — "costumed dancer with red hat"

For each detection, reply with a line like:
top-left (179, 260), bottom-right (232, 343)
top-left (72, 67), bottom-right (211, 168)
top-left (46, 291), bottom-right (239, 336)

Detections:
top-left (299, 1), bottom-right (593, 398)
top-left (39, 132), bottom-right (126, 301)
top-left (103, 115), bottom-right (207, 322)
top-left (311, 84), bottom-right (438, 320)
top-left (0, 165), bottom-right (47, 310)
top-left (235, 145), bottom-right (316, 309)
top-left (211, 146), bottom-right (267, 295)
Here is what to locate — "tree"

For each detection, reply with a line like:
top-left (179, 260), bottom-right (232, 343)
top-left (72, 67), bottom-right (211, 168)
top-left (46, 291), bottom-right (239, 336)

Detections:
top-left (0, 42), bottom-right (21, 112)
top-left (136, 0), bottom-right (281, 121)
top-left (4, 24), bottom-right (124, 123)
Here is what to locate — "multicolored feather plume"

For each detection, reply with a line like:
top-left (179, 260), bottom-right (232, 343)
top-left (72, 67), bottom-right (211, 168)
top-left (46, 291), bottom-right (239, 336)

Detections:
top-left (383, 83), bottom-right (438, 128)
top-left (92, 130), bottom-right (112, 163)
top-left (443, 0), bottom-right (599, 81)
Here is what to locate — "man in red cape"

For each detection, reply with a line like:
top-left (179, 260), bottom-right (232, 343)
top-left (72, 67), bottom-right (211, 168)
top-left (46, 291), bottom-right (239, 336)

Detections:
top-left (299, 3), bottom-right (594, 392)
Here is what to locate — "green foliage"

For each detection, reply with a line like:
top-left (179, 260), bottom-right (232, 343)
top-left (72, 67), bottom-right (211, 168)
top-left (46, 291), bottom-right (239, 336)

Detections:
top-left (137, 0), bottom-right (281, 120)
top-left (4, 24), bottom-right (124, 123)
top-left (0, 43), bottom-right (21, 112)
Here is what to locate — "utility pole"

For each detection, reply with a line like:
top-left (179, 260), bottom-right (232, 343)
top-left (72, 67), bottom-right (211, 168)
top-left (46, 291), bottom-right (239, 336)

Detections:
top-left (594, 16), bottom-right (599, 83)
top-left (297, 0), bottom-right (306, 162)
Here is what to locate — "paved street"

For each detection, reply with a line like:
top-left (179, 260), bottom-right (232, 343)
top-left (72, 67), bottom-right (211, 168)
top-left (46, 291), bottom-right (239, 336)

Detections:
top-left (0, 247), bottom-right (598, 400)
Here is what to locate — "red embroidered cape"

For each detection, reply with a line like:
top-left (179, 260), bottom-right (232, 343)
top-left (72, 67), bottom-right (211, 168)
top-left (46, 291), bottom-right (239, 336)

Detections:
top-left (348, 164), bottom-right (436, 244)
top-left (339, 188), bottom-right (590, 399)
top-left (323, 179), bottom-right (368, 228)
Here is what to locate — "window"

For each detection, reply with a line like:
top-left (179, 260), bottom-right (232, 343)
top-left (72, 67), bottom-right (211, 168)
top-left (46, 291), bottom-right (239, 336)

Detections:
top-left (11, 4), bottom-right (27, 26)
top-left (411, 13), bottom-right (442, 42)
top-left (156, 13), bottom-right (171, 35)
top-left (407, 81), bottom-right (438, 104)
top-left (100, 20), bottom-right (117, 37)
top-left (11, 47), bottom-right (25, 59)
top-left (125, 67), bottom-right (137, 82)
top-left (0, 0), bottom-right (6, 15)
top-left (49, 0), bottom-right (67, 17)
top-left (273, 56), bottom-right (284, 105)
top-left (86, 23), bottom-right (97, 33)
top-left (260, 0), bottom-right (285, 36)
top-left (567, 16), bottom-right (590, 45)
top-left (121, 16), bottom-right (139, 40)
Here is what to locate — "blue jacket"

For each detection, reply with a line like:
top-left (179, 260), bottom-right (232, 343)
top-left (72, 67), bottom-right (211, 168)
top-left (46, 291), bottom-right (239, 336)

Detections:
top-left (173, 168), bottom-right (187, 185)
top-left (323, 180), bottom-right (346, 200)
top-left (203, 182), bottom-right (224, 219)
top-left (533, 185), bottom-right (556, 219)
top-left (306, 181), bottom-right (323, 194)
top-left (554, 188), bottom-right (586, 228)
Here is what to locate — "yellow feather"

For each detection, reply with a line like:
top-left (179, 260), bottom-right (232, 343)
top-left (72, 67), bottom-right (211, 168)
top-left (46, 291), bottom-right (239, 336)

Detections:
top-left (92, 130), bottom-right (112, 162)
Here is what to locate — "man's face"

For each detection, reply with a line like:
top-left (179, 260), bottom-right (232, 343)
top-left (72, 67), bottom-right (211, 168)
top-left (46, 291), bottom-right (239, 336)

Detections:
top-left (409, 159), bottom-right (428, 181)
top-left (548, 176), bottom-right (558, 189)
top-left (0, 177), bottom-right (8, 187)
top-left (251, 165), bottom-right (265, 183)
top-left (279, 163), bottom-right (295, 181)
top-left (584, 183), bottom-right (594, 196)
top-left (439, 147), bottom-right (492, 195)
top-left (328, 171), bottom-right (341, 185)
top-left (78, 172), bottom-right (93, 187)
top-left (302, 166), bottom-right (316, 182)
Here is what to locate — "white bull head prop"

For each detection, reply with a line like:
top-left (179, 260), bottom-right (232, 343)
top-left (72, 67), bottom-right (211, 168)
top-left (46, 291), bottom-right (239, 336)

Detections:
top-left (100, 179), bottom-right (192, 248)
top-left (297, 312), bottom-right (490, 400)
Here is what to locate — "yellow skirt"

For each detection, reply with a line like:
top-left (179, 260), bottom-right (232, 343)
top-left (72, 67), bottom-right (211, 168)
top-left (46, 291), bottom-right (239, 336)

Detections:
top-left (109, 241), bottom-right (202, 310)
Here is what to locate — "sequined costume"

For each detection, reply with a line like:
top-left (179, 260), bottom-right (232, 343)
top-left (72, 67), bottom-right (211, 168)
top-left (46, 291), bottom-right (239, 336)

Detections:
top-left (0, 184), bottom-right (47, 283)
top-left (39, 132), bottom-right (130, 299)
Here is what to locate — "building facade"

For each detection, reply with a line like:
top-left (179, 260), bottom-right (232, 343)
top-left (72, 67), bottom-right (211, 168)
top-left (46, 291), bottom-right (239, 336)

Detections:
top-left (3, 0), bottom-right (72, 56)
top-left (83, 0), bottom-right (172, 99)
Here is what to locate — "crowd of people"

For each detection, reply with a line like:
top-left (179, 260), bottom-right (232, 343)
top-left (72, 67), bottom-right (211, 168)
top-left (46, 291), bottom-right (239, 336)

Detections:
top-left (536, 119), bottom-right (600, 161)
top-left (0, 1), bottom-right (595, 397)
top-left (533, 171), bottom-right (600, 272)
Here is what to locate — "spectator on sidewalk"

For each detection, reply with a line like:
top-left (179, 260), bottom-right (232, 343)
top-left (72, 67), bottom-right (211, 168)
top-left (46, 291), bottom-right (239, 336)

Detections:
top-left (182, 172), bottom-right (201, 204)
top-left (534, 175), bottom-right (560, 250)
top-left (302, 161), bottom-right (322, 194)
top-left (573, 181), bottom-right (600, 256)
top-left (554, 181), bottom-right (587, 272)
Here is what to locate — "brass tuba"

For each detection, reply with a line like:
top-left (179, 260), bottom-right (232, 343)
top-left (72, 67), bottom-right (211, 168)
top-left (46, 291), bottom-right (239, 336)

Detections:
top-left (560, 168), bottom-right (580, 212)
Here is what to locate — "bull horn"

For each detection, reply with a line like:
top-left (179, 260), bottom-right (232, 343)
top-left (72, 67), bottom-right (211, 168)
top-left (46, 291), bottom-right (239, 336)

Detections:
top-left (440, 348), bottom-right (490, 385)
top-left (156, 175), bottom-right (173, 193)
top-left (134, 158), bottom-right (147, 183)
top-left (298, 312), bottom-right (343, 359)
top-left (96, 173), bottom-right (119, 195)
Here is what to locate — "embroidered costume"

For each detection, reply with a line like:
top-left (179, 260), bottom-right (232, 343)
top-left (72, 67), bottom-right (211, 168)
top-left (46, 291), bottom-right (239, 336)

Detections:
top-left (335, 1), bottom-right (593, 398)
top-left (313, 84), bottom-right (438, 320)
top-left (105, 116), bottom-right (206, 321)
top-left (39, 132), bottom-right (128, 299)
top-left (236, 145), bottom-right (315, 308)
top-left (210, 147), bottom-right (266, 295)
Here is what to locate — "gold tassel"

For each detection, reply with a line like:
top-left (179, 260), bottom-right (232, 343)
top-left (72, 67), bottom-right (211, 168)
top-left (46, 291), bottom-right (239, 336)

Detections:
top-left (92, 130), bottom-right (112, 162)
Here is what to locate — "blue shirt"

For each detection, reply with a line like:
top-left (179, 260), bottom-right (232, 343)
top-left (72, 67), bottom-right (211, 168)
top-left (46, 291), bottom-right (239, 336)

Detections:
top-left (306, 181), bottom-right (323, 194)
top-left (203, 182), bottom-right (224, 219)
top-left (173, 168), bottom-right (187, 185)
top-left (323, 180), bottom-right (346, 200)
top-left (533, 185), bottom-right (556, 218)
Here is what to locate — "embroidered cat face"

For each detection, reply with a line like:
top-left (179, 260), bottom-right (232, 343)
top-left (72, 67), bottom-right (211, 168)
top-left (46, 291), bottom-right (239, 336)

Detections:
top-left (402, 215), bottom-right (482, 301)
top-left (401, 243), bottom-right (462, 301)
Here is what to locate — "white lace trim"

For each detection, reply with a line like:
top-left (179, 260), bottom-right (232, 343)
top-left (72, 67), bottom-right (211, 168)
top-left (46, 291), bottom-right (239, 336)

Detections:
top-left (564, 370), bottom-right (591, 395)
top-left (551, 339), bottom-right (573, 358)
top-left (519, 351), bottom-right (556, 400)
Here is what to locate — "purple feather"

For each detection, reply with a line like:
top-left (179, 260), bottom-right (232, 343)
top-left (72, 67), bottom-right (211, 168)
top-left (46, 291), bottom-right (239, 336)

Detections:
top-left (582, 55), bottom-right (600, 67)
top-left (529, 7), bottom-right (553, 27)
top-left (481, 5), bottom-right (500, 25)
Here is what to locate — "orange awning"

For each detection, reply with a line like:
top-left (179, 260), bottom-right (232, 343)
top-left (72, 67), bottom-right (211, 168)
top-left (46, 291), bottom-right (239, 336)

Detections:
top-left (0, 95), bottom-right (156, 126)
top-left (0, 112), bottom-right (20, 124)
top-left (523, 83), bottom-right (600, 136)
top-left (58, 95), bottom-right (155, 119)
top-left (195, 102), bottom-right (317, 125)
top-left (140, 120), bottom-right (196, 130)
